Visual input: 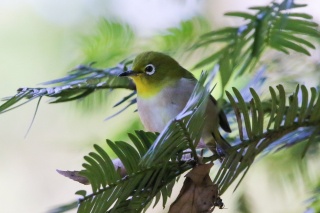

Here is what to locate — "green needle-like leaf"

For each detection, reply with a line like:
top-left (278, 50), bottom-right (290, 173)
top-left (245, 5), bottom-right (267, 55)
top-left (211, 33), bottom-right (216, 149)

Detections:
top-left (224, 12), bottom-right (255, 20)
top-left (233, 87), bottom-right (253, 139)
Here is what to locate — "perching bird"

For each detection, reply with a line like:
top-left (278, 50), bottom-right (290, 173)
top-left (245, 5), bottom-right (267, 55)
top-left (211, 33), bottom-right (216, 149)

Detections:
top-left (119, 51), bottom-right (231, 155)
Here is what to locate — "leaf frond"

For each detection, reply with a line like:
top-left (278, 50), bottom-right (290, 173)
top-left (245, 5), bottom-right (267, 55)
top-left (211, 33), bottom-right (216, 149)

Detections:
top-left (0, 63), bottom-right (135, 115)
top-left (193, 2), bottom-right (319, 89)
top-left (215, 85), bottom-right (320, 194)
top-left (66, 71), bottom-right (214, 213)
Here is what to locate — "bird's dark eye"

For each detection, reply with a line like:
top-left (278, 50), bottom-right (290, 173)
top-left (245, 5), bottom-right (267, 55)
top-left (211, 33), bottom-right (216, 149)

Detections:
top-left (144, 64), bottom-right (156, 75)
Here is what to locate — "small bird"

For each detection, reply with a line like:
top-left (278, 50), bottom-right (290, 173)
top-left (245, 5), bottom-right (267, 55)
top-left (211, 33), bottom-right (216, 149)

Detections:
top-left (119, 51), bottom-right (231, 155)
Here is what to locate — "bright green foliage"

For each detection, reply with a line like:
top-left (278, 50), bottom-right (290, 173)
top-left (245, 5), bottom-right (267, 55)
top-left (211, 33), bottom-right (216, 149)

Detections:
top-left (193, 1), bottom-right (319, 90)
top-left (1, 2), bottom-right (319, 116)
top-left (81, 20), bottom-right (135, 67)
top-left (216, 85), bottom-right (320, 194)
top-left (66, 72), bottom-right (212, 213)
top-left (50, 80), bottom-right (320, 213)
top-left (307, 182), bottom-right (320, 213)
top-left (0, 18), bottom-right (211, 114)
top-left (1, 0), bottom-right (320, 212)
top-left (152, 17), bottom-right (210, 54)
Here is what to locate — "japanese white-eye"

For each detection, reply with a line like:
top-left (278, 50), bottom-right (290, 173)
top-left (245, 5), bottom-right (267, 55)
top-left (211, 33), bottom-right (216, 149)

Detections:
top-left (119, 51), bottom-right (231, 155)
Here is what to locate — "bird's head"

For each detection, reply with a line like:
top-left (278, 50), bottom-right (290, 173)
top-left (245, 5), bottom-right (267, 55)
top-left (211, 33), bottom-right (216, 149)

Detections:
top-left (119, 51), bottom-right (189, 98)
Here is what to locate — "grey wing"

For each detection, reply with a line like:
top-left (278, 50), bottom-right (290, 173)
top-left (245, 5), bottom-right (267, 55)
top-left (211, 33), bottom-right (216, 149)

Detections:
top-left (182, 74), bottom-right (232, 133)
top-left (210, 95), bottom-right (231, 133)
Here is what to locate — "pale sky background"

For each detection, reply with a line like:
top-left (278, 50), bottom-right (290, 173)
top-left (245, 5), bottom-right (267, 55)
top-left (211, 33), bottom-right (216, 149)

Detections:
top-left (0, 0), bottom-right (319, 213)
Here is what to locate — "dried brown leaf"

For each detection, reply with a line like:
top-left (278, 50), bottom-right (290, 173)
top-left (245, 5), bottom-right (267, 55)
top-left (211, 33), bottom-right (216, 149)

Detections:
top-left (169, 163), bottom-right (223, 213)
top-left (56, 158), bottom-right (127, 185)
top-left (56, 170), bottom-right (89, 185)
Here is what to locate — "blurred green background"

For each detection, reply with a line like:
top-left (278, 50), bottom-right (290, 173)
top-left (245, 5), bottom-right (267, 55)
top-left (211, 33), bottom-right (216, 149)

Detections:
top-left (0, 0), bottom-right (319, 212)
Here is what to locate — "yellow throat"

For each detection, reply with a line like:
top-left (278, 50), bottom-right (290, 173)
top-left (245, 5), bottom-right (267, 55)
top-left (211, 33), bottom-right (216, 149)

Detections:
top-left (131, 75), bottom-right (175, 98)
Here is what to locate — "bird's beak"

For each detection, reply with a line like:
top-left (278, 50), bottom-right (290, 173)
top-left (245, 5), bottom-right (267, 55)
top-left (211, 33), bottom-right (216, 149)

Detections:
top-left (118, 70), bottom-right (142, 77)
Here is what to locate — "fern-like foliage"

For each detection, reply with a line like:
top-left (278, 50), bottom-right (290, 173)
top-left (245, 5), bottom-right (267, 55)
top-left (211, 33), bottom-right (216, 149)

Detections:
top-left (0, 18), bottom-right (209, 116)
top-left (215, 85), bottom-right (320, 194)
top-left (0, 62), bottom-right (135, 114)
top-left (81, 20), bottom-right (135, 67)
top-left (193, 1), bottom-right (320, 89)
top-left (1, 1), bottom-right (318, 117)
top-left (1, 0), bottom-right (320, 212)
top-left (53, 72), bottom-right (213, 213)
top-left (50, 81), bottom-right (320, 213)
top-left (152, 17), bottom-right (210, 54)
top-left (77, 132), bottom-right (188, 213)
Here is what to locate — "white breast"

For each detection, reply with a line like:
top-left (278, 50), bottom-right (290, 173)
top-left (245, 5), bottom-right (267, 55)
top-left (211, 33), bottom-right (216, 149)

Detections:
top-left (137, 78), bottom-right (196, 132)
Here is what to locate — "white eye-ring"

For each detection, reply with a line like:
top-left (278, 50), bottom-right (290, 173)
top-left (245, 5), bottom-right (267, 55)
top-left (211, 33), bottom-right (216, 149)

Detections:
top-left (144, 64), bottom-right (156, 75)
